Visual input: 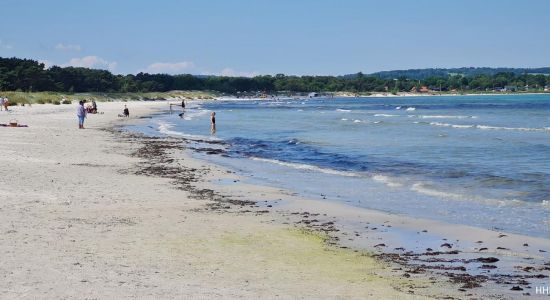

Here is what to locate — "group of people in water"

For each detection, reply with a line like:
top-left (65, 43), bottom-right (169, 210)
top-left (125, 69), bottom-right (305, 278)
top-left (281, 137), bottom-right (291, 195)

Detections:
top-left (177, 100), bottom-right (215, 133)
top-left (76, 99), bottom-right (216, 133)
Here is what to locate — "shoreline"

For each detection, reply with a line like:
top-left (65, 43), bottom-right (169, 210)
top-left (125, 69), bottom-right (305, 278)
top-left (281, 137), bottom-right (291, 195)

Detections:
top-left (128, 101), bottom-right (549, 299)
top-left (1, 101), bottom-right (548, 299)
top-left (0, 101), bottom-right (441, 299)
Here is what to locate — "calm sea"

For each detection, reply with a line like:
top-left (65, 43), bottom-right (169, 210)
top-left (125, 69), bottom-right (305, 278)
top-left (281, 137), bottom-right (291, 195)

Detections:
top-left (135, 94), bottom-right (550, 238)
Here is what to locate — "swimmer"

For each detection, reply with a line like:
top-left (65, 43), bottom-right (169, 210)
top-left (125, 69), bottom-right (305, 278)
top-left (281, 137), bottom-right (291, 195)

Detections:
top-left (210, 111), bottom-right (216, 134)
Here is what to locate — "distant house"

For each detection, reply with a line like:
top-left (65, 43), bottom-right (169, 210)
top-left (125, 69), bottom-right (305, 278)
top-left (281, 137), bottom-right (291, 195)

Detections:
top-left (429, 86), bottom-right (445, 92)
top-left (503, 85), bottom-right (517, 92)
top-left (419, 86), bottom-right (430, 93)
top-left (410, 86), bottom-right (417, 93)
top-left (544, 86), bottom-right (549, 91)
top-left (308, 92), bottom-right (319, 98)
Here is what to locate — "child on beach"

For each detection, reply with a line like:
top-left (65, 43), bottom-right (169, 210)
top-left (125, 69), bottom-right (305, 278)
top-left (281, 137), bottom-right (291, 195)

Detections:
top-left (210, 111), bottom-right (216, 134)
top-left (123, 105), bottom-right (129, 117)
top-left (77, 100), bottom-right (87, 129)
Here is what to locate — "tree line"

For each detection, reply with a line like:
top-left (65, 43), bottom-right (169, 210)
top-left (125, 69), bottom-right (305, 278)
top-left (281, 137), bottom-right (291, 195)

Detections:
top-left (1, 57), bottom-right (549, 94)
top-left (369, 67), bottom-right (550, 80)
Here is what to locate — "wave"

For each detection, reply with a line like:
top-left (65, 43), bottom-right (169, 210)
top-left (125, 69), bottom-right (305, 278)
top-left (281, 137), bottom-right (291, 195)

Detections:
top-left (416, 115), bottom-right (476, 119)
top-left (371, 174), bottom-right (403, 188)
top-left (406, 107), bottom-right (416, 111)
top-left (374, 114), bottom-right (399, 117)
top-left (429, 122), bottom-right (474, 129)
top-left (336, 109), bottom-right (352, 112)
top-left (250, 157), bottom-right (361, 177)
top-left (477, 125), bottom-right (550, 132)
top-left (181, 109), bottom-right (209, 121)
top-left (287, 138), bottom-right (301, 145)
top-left (410, 183), bottom-right (527, 207)
top-left (429, 122), bottom-right (550, 132)
top-left (157, 121), bottom-right (220, 141)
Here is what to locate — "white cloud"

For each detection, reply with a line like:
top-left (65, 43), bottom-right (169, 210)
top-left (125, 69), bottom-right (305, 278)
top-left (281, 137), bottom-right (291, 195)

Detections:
top-left (202, 68), bottom-right (259, 78)
top-left (140, 61), bottom-right (195, 74)
top-left (219, 68), bottom-right (259, 77)
top-left (39, 59), bottom-right (53, 69)
top-left (63, 55), bottom-right (117, 71)
top-left (0, 39), bottom-right (13, 50)
top-left (55, 43), bottom-right (81, 51)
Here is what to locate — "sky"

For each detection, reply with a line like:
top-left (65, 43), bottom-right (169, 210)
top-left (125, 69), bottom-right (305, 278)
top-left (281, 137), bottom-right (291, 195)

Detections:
top-left (1, 0), bottom-right (549, 76)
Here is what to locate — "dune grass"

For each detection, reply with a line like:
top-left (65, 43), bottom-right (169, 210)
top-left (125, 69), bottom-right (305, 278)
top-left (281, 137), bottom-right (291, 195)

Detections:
top-left (0, 90), bottom-right (219, 106)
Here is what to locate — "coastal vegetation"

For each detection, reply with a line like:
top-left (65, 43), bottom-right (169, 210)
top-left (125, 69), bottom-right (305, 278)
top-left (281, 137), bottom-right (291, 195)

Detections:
top-left (0, 90), bottom-right (217, 106)
top-left (1, 57), bottom-right (550, 97)
top-left (368, 67), bottom-right (550, 80)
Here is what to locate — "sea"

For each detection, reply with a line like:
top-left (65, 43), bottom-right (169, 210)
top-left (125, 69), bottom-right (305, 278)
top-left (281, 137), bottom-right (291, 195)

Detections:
top-left (132, 94), bottom-right (550, 238)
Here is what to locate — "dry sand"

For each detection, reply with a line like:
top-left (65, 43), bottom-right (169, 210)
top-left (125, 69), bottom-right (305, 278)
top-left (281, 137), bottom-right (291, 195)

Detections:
top-left (0, 102), bottom-right (438, 299)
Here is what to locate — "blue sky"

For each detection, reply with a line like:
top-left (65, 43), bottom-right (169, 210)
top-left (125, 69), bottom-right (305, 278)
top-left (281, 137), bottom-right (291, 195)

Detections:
top-left (1, 0), bottom-right (549, 76)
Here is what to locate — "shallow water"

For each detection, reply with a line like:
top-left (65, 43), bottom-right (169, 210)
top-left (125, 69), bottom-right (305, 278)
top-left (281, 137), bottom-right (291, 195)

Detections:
top-left (134, 95), bottom-right (550, 238)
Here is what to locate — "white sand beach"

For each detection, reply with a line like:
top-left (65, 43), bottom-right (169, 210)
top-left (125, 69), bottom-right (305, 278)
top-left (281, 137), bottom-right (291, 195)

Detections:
top-left (0, 102), bottom-right (439, 299)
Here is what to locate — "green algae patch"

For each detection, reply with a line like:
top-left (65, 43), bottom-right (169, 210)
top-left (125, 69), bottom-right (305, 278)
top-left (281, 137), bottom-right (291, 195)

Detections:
top-left (133, 211), bottom-right (437, 299)
top-left (214, 227), bottom-right (388, 284)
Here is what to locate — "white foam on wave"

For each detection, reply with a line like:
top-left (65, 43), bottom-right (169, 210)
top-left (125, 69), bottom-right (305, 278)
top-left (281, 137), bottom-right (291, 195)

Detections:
top-left (416, 115), bottom-right (476, 119)
top-left (353, 119), bottom-right (362, 123)
top-left (336, 109), bottom-right (352, 112)
top-left (429, 122), bottom-right (550, 132)
top-left (542, 200), bottom-right (550, 207)
top-left (250, 157), bottom-right (361, 177)
top-left (157, 121), bottom-right (220, 141)
top-left (410, 182), bottom-right (526, 207)
top-left (395, 106), bottom-right (402, 110)
top-left (374, 114), bottom-right (399, 117)
top-left (182, 109), bottom-right (209, 121)
top-left (429, 122), bottom-right (474, 129)
top-left (341, 118), bottom-right (348, 121)
top-left (477, 125), bottom-right (550, 132)
top-left (406, 107), bottom-right (416, 111)
top-left (372, 175), bottom-right (403, 188)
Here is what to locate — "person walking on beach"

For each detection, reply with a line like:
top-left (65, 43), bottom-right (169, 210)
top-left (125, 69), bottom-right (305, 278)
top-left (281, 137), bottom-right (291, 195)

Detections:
top-left (77, 100), bottom-right (87, 129)
top-left (210, 111), bottom-right (216, 134)
top-left (181, 99), bottom-right (185, 109)
top-left (0, 97), bottom-right (4, 111)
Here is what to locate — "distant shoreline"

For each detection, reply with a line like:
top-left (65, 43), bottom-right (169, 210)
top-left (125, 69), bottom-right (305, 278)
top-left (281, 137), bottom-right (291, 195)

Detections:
top-left (1, 90), bottom-right (548, 106)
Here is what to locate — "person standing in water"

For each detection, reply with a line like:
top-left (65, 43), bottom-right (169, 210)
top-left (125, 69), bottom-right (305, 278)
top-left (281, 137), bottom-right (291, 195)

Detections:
top-left (181, 99), bottom-right (185, 109)
top-left (210, 111), bottom-right (216, 134)
top-left (77, 100), bottom-right (87, 129)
